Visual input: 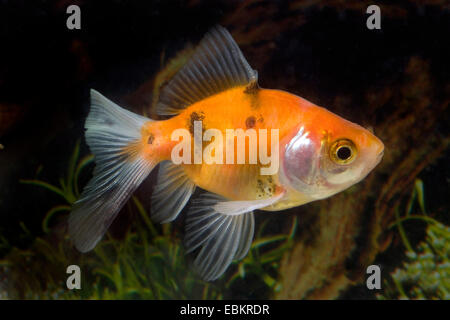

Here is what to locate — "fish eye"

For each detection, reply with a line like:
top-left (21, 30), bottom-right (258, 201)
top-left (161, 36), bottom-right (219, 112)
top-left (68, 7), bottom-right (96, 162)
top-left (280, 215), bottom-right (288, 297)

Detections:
top-left (329, 139), bottom-right (357, 165)
top-left (337, 146), bottom-right (351, 160)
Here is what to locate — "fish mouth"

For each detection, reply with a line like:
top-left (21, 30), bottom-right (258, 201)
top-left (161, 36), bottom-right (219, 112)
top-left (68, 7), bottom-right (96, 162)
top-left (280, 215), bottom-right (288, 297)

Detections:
top-left (373, 136), bottom-right (384, 162)
top-left (377, 150), bottom-right (384, 159)
top-left (374, 149), bottom-right (384, 166)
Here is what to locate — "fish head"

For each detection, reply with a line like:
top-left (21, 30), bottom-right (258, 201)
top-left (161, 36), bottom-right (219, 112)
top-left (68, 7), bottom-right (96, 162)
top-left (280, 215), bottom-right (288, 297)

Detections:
top-left (280, 107), bottom-right (384, 200)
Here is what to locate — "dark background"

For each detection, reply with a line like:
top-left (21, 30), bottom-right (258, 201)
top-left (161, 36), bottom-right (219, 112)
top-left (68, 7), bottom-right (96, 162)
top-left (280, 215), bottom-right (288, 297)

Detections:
top-left (0, 0), bottom-right (448, 299)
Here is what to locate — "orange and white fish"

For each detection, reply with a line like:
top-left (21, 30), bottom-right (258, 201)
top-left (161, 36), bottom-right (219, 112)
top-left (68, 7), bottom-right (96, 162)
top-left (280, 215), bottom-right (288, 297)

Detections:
top-left (69, 26), bottom-right (384, 281)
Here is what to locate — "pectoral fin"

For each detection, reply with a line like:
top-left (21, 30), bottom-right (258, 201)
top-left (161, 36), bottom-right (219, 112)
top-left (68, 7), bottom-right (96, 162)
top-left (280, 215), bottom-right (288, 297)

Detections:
top-left (213, 191), bottom-right (285, 215)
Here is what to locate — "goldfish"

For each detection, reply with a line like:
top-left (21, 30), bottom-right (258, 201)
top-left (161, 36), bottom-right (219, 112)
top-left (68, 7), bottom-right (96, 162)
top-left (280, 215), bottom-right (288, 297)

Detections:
top-left (69, 26), bottom-right (384, 281)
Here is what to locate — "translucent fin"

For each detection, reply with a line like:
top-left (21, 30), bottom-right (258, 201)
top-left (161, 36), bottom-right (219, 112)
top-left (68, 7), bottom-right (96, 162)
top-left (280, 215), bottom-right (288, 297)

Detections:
top-left (69, 89), bottom-right (156, 252)
top-left (234, 212), bottom-right (255, 261)
top-left (185, 193), bottom-right (255, 281)
top-left (156, 25), bottom-right (258, 115)
top-left (151, 161), bottom-right (196, 223)
top-left (213, 192), bottom-right (285, 216)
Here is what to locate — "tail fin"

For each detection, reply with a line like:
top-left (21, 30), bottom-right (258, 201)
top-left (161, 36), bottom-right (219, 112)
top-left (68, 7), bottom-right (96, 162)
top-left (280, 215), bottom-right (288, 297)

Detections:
top-left (69, 89), bottom-right (156, 252)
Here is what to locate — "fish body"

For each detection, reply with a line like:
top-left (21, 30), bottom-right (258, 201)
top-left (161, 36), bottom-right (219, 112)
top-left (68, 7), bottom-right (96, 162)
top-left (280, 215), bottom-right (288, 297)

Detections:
top-left (141, 87), bottom-right (307, 202)
top-left (142, 86), bottom-right (382, 209)
top-left (69, 26), bottom-right (384, 281)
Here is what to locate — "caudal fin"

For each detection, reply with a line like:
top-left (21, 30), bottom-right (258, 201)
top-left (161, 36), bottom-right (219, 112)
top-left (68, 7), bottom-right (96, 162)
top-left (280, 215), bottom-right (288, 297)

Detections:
top-left (69, 89), bottom-right (156, 252)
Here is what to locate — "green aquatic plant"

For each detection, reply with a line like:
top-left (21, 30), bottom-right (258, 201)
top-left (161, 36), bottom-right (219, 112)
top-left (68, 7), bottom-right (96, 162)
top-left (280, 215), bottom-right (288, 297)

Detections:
top-left (1, 142), bottom-right (295, 299)
top-left (84, 196), bottom-right (223, 300)
top-left (0, 194), bottom-right (223, 299)
top-left (377, 179), bottom-right (449, 300)
top-left (228, 216), bottom-right (297, 293)
top-left (20, 139), bottom-right (94, 232)
top-left (7, 142), bottom-right (221, 299)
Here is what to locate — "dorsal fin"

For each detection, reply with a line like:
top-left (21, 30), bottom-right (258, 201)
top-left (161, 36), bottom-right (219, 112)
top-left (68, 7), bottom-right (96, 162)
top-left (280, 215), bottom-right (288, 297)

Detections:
top-left (156, 25), bottom-right (258, 116)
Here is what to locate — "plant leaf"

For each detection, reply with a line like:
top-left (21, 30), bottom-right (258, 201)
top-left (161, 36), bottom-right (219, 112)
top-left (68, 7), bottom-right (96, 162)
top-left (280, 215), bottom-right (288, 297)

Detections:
top-left (42, 205), bottom-right (71, 233)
